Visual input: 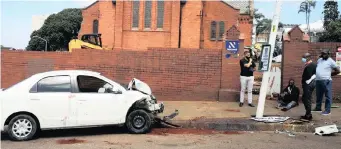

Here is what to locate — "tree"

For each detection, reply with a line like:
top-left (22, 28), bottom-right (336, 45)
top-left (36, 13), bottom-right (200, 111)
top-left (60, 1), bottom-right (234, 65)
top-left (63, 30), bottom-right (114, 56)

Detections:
top-left (298, 0), bottom-right (317, 34)
top-left (319, 20), bottom-right (341, 42)
top-left (26, 8), bottom-right (82, 51)
top-left (256, 18), bottom-right (283, 36)
top-left (323, 0), bottom-right (339, 30)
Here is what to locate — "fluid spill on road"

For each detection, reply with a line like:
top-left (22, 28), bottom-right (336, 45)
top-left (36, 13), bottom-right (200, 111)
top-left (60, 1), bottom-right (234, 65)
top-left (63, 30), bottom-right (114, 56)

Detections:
top-left (224, 109), bottom-right (241, 112)
top-left (56, 138), bottom-right (86, 144)
top-left (150, 128), bottom-right (242, 136)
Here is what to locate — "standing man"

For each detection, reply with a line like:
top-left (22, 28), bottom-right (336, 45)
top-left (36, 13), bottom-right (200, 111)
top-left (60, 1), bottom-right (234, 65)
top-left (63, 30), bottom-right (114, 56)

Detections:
top-left (300, 53), bottom-right (317, 121)
top-left (239, 50), bottom-right (256, 107)
top-left (313, 49), bottom-right (341, 115)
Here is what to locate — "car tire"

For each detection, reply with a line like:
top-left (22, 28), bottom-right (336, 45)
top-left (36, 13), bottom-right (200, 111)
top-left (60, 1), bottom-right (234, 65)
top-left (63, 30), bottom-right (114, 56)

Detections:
top-left (126, 109), bottom-right (152, 134)
top-left (7, 114), bottom-right (38, 141)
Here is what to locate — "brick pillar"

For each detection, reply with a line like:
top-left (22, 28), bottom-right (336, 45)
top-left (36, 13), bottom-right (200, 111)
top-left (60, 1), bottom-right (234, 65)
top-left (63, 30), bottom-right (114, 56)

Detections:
top-left (281, 26), bottom-right (309, 91)
top-left (114, 0), bottom-right (124, 49)
top-left (219, 25), bottom-right (245, 102)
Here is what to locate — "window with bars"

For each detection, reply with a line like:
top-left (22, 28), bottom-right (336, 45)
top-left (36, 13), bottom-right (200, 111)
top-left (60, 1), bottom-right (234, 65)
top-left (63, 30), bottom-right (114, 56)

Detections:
top-left (93, 19), bottom-right (99, 34)
top-left (218, 21), bottom-right (225, 40)
top-left (144, 1), bottom-right (152, 28)
top-left (210, 21), bottom-right (217, 40)
top-left (157, 1), bottom-right (164, 29)
top-left (132, 1), bottom-right (139, 28)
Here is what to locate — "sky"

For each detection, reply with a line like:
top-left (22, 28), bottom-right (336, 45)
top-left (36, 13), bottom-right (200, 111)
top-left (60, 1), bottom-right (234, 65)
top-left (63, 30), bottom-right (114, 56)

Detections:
top-left (1, 0), bottom-right (341, 49)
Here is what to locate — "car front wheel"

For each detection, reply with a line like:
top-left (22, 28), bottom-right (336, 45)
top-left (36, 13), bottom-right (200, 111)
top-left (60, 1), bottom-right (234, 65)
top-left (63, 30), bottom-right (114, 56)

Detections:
top-left (126, 109), bottom-right (152, 134)
top-left (7, 114), bottom-right (38, 141)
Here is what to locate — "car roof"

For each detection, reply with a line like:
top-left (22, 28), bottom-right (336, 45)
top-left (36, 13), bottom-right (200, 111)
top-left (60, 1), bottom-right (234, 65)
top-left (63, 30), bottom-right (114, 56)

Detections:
top-left (33, 70), bottom-right (101, 78)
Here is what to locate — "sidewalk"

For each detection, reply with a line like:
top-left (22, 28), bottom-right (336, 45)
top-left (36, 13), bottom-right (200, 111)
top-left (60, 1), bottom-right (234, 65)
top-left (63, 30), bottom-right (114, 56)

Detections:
top-left (159, 100), bottom-right (341, 132)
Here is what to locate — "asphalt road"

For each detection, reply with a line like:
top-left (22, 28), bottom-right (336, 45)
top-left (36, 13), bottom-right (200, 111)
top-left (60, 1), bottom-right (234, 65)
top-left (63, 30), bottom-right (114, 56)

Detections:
top-left (1, 127), bottom-right (341, 149)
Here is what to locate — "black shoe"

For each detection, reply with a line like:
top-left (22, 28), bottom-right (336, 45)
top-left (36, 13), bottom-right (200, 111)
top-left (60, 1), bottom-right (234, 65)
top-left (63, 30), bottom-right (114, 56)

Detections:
top-left (248, 103), bottom-right (255, 107)
top-left (239, 102), bottom-right (244, 107)
top-left (300, 115), bottom-right (312, 121)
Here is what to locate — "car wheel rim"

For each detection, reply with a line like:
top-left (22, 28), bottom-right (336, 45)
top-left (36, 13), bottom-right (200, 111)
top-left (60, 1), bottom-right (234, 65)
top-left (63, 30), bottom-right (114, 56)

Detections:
top-left (133, 115), bottom-right (145, 129)
top-left (12, 119), bottom-right (33, 138)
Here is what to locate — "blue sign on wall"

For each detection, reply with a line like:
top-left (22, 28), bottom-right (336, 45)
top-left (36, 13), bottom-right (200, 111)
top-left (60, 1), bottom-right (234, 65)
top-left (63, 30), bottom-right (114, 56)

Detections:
top-left (225, 40), bottom-right (239, 54)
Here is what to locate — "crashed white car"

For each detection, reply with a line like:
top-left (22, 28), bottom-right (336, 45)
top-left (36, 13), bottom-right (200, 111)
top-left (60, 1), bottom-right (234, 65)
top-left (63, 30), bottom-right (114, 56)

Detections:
top-left (0, 70), bottom-right (165, 141)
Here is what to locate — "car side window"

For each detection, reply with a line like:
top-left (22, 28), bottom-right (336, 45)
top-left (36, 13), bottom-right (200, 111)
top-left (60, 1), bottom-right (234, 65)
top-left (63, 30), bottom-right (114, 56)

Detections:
top-left (77, 75), bottom-right (113, 93)
top-left (34, 75), bottom-right (71, 92)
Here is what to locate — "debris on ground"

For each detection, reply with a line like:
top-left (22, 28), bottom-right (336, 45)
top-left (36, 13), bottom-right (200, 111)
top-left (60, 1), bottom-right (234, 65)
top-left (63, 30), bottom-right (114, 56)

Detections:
top-left (331, 105), bottom-right (340, 108)
top-left (104, 141), bottom-right (132, 146)
top-left (149, 128), bottom-right (242, 136)
top-left (56, 138), bottom-right (86, 144)
top-left (251, 116), bottom-right (290, 123)
top-left (275, 130), bottom-right (295, 137)
top-left (314, 124), bottom-right (339, 136)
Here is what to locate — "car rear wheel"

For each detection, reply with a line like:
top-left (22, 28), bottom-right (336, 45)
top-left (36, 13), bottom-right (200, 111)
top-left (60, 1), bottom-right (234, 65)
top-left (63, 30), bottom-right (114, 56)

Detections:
top-left (7, 114), bottom-right (38, 141)
top-left (126, 109), bottom-right (152, 134)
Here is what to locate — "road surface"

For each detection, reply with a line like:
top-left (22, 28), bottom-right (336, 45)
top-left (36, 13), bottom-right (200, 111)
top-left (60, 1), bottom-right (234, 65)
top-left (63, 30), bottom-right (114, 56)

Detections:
top-left (1, 127), bottom-right (341, 149)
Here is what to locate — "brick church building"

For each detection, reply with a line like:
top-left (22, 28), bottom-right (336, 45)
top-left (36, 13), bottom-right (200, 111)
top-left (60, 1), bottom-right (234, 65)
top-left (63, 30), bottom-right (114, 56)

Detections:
top-left (79, 0), bottom-right (253, 50)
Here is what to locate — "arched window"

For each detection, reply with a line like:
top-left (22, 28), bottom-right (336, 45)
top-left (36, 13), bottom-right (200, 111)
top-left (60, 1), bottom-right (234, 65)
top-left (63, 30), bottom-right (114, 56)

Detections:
top-left (144, 1), bottom-right (152, 28)
top-left (218, 21), bottom-right (225, 40)
top-left (93, 19), bottom-right (99, 34)
top-left (210, 21), bottom-right (217, 40)
top-left (132, 1), bottom-right (139, 28)
top-left (157, 0), bottom-right (164, 28)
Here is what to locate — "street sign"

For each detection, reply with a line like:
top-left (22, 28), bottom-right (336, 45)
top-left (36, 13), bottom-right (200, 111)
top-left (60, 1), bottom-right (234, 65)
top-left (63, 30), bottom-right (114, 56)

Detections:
top-left (226, 40), bottom-right (239, 54)
top-left (336, 52), bottom-right (341, 76)
top-left (258, 44), bottom-right (272, 72)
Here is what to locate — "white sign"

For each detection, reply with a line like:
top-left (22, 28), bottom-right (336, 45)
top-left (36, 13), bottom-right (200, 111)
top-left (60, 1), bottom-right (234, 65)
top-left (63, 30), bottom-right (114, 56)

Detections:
top-left (258, 45), bottom-right (271, 72)
top-left (336, 52), bottom-right (341, 76)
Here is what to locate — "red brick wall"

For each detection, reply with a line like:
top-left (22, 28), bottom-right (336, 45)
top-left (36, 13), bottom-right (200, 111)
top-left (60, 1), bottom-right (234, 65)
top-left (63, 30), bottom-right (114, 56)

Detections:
top-left (180, 1), bottom-right (202, 49)
top-left (80, 1), bottom-right (252, 51)
top-left (202, 1), bottom-right (239, 49)
top-left (282, 27), bottom-right (341, 97)
top-left (1, 48), bottom-right (222, 101)
top-left (79, 1), bottom-right (100, 38)
top-left (238, 15), bottom-right (252, 46)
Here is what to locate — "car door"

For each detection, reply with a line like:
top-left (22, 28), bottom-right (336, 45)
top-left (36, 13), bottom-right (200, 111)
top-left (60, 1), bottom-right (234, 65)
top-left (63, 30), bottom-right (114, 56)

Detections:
top-left (72, 75), bottom-right (125, 126)
top-left (28, 75), bottom-right (72, 129)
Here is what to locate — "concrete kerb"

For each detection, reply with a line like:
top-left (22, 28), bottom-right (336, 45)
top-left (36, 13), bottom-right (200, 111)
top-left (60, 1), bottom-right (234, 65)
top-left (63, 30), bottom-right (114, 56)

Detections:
top-left (170, 118), bottom-right (316, 133)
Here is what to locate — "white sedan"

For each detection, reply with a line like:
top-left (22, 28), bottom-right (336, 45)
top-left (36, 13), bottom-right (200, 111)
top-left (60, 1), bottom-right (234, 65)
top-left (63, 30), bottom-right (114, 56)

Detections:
top-left (0, 70), bottom-right (164, 141)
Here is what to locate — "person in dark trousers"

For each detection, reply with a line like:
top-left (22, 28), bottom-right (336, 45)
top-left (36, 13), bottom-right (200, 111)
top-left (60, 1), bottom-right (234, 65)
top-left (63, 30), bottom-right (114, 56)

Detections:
top-left (300, 53), bottom-right (317, 121)
top-left (277, 79), bottom-right (300, 111)
top-left (239, 50), bottom-right (256, 107)
top-left (313, 49), bottom-right (341, 115)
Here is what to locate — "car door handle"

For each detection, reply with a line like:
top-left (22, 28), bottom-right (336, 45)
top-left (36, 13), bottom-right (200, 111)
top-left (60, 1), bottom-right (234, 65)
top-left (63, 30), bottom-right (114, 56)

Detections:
top-left (78, 99), bottom-right (86, 101)
top-left (30, 99), bottom-right (40, 101)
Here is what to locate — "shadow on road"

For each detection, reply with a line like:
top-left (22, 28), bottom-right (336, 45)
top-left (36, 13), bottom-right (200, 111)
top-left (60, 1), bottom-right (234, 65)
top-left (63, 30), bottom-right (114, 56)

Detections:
top-left (1, 126), bottom-right (128, 141)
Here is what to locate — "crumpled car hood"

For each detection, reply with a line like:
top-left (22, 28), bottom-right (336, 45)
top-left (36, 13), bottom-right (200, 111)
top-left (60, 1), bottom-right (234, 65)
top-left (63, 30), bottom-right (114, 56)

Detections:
top-left (127, 78), bottom-right (152, 95)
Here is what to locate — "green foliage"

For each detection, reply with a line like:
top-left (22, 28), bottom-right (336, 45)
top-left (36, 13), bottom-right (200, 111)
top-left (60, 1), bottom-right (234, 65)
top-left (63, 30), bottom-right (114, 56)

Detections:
top-left (26, 8), bottom-right (82, 51)
top-left (319, 20), bottom-right (341, 42)
top-left (323, 0), bottom-right (339, 30)
top-left (256, 18), bottom-right (283, 36)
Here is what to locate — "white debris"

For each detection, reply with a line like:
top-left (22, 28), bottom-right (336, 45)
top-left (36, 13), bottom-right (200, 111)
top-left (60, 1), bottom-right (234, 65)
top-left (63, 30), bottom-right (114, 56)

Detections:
top-left (251, 116), bottom-right (290, 123)
top-left (314, 124), bottom-right (339, 136)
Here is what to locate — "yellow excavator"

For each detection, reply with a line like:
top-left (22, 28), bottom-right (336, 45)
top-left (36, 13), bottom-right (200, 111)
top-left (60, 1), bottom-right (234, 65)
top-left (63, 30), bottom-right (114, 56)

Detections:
top-left (68, 33), bottom-right (103, 52)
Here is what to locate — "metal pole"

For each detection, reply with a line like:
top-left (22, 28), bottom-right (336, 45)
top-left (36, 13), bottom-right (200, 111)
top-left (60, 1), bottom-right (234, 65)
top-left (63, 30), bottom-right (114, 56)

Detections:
top-left (32, 36), bottom-right (47, 51)
top-left (256, 0), bottom-right (282, 118)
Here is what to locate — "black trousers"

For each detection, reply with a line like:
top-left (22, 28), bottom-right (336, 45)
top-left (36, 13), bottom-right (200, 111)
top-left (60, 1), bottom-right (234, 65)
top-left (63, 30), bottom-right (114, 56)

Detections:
top-left (302, 81), bottom-right (315, 116)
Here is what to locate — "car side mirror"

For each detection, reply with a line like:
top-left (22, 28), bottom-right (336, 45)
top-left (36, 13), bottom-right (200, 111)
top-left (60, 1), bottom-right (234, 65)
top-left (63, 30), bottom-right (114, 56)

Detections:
top-left (112, 89), bottom-right (122, 94)
top-left (98, 88), bottom-right (106, 93)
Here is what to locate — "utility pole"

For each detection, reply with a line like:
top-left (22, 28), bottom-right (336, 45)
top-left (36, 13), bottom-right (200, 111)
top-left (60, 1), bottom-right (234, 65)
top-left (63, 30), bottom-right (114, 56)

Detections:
top-left (256, 0), bottom-right (282, 118)
top-left (32, 36), bottom-right (47, 51)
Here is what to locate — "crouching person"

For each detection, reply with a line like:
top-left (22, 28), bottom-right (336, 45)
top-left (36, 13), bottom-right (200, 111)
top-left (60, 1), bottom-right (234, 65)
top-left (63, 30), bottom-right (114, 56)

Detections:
top-left (277, 79), bottom-right (300, 111)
